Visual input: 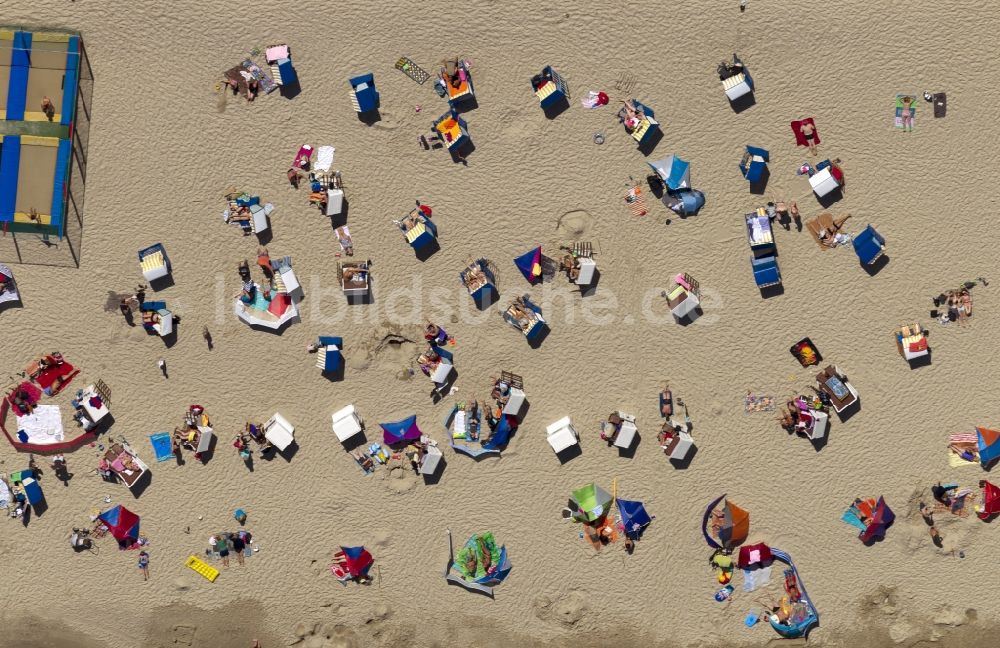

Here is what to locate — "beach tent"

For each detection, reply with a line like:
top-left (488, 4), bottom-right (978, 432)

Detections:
top-left (348, 73), bottom-right (379, 114)
top-left (333, 545), bottom-right (374, 583)
top-left (513, 247), bottom-right (543, 285)
top-left (569, 483), bottom-right (614, 522)
top-left (702, 495), bottom-right (750, 550)
top-left (440, 58), bottom-right (474, 108)
top-left (622, 100), bottom-right (661, 148)
top-left (99, 505), bottom-right (140, 544)
top-left (316, 336), bottom-right (343, 373)
top-left (380, 415), bottom-right (422, 445)
top-left (401, 211), bottom-right (437, 251)
top-left (663, 189), bottom-right (706, 216)
top-left (977, 427), bottom-right (1000, 467)
top-left (739, 146), bottom-right (769, 183)
top-left (531, 66), bottom-right (569, 110)
top-left (446, 531), bottom-right (512, 595)
top-left (976, 480), bottom-right (1000, 520)
top-left (721, 56), bottom-right (754, 102)
top-left (746, 210), bottom-right (776, 256)
top-left (859, 496), bottom-right (895, 543)
top-left (617, 498), bottom-right (653, 540)
top-left (852, 225), bottom-right (886, 266)
top-left (809, 159), bottom-right (844, 199)
top-left (649, 155), bottom-right (690, 192)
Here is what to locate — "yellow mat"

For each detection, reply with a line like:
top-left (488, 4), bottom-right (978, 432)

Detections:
top-left (185, 555), bottom-right (220, 582)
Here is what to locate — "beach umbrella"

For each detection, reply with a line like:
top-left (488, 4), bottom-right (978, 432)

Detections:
top-left (977, 427), bottom-right (1000, 467)
top-left (98, 505), bottom-right (140, 544)
top-left (570, 483), bottom-right (613, 522)
top-left (513, 247), bottom-right (543, 284)
top-left (649, 155), bottom-right (690, 191)
top-left (859, 496), bottom-right (895, 543)
top-left (702, 494), bottom-right (750, 550)
top-left (617, 498), bottom-right (653, 540)
top-left (976, 481), bottom-right (1000, 520)
top-left (379, 415), bottom-right (422, 445)
top-left (338, 545), bottom-right (374, 578)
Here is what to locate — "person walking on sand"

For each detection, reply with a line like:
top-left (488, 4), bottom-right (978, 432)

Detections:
top-left (138, 551), bottom-right (150, 581)
top-left (158, 358), bottom-right (167, 377)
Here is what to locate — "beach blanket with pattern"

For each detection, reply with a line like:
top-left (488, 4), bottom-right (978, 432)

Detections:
top-left (455, 532), bottom-right (499, 580)
top-left (744, 393), bottom-right (775, 413)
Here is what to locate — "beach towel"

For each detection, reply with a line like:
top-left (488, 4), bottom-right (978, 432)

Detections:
top-left (315, 146), bottom-right (335, 173)
top-left (742, 566), bottom-right (772, 592)
top-left (149, 432), bottom-right (174, 462)
top-left (791, 118), bottom-right (821, 147)
top-left (335, 226), bottom-right (352, 252)
top-left (241, 59), bottom-right (277, 94)
top-left (581, 91), bottom-right (609, 109)
top-left (35, 362), bottom-right (79, 393)
top-left (933, 92), bottom-right (947, 118)
top-left (744, 393), bottom-right (775, 413)
top-left (395, 56), bottom-right (431, 84)
top-left (948, 433), bottom-right (979, 467)
top-left (895, 94), bottom-right (916, 129)
top-left (17, 405), bottom-right (65, 444)
top-left (625, 184), bottom-right (648, 217)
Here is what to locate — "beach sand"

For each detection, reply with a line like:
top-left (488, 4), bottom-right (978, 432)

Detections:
top-left (2, 1), bottom-right (1000, 646)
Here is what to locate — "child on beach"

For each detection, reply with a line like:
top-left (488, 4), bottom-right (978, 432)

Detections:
top-left (138, 551), bottom-right (150, 580)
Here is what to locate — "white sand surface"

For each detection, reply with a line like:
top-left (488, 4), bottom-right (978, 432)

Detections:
top-left (2, 1), bottom-right (1000, 647)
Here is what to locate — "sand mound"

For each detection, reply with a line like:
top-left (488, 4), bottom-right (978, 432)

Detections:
top-left (555, 210), bottom-right (595, 238)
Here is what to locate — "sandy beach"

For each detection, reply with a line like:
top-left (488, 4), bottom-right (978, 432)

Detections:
top-left (3, 1), bottom-right (1000, 647)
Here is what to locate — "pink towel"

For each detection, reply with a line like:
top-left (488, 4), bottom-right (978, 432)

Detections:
top-left (266, 45), bottom-right (289, 63)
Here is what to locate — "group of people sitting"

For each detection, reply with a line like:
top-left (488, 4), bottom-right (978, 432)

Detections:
top-left (932, 287), bottom-right (973, 325)
top-left (233, 421), bottom-right (274, 462)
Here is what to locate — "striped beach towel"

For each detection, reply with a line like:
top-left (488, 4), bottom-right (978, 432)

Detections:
top-left (625, 184), bottom-right (648, 217)
top-left (948, 433), bottom-right (978, 467)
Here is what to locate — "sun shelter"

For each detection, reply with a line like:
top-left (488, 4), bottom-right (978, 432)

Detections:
top-left (649, 155), bottom-right (691, 192)
top-left (977, 427), bottom-right (1000, 468)
top-left (139, 301), bottom-right (173, 337)
top-left (315, 336), bottom-right (343, 374)
top-left (895, 324), bottom-right (929, 362)
top-left (348, 73), bottom-right (379, 114)
top-left (767, 548), bottom-right (820, 639)
top-left (98, 504), bottom-right (140, 544)
top-left (504, 296), bottom-right (546, 341)
top-left (546, 417), bottom-right (579, 454)
top-left (663, 189), bottom-right (705, 216)
top-left (262, 413), bottom-right (294, 451)
top-left (446, 403), bottom-right (496, 458)
top-left (380, 415), bottom-right (422, 446)
top-left (815, 365), bottom-right (859, 413)
top-left (975, 480), bottom-right (1000, 520)
top-left (234, 272), bottom-right (298, 331)
top-left (332, 545), bottom-right (374, 584)
top-left (339, 261), bottom-right (370, 299)
top-left (619, 100), bottom-right (660, 148)
top-left (398, 204), bottom-right (438, 251)
top-left (513, 247), bottom-right (543, 285)
top-left (331, 404), bottom-right (363, 444)
top-left (460, 258), bottom-right (498, 309)
top-left (138, 243), bottom-right (171, 282)
top-left (617, 498), bottom-right (653, 540)
top-left (0, 264), bottom-right (20, 306)
top-left (702, 495), bottom-right (750, 550)
top-left (809, 159), bottom-right (844, 199)
top-left (719, 54), bottom-right (753, 102)
top-left (432, 110), bottom-right (470, 151)
top-left (739, 146), bottom-right (769, 183)
top-left (531, 66), bottom-right (569, 110)
top-left (852, 225), bottom-right (886, 266)
top-left (446, 531), bottom-right (512, 595)
top-left (438, 58), bottom-right (474, 108)
top-left (666, 273), bottom-right (701, 320)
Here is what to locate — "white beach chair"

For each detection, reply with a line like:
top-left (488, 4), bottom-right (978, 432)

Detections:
top-left (546, 417), bottom-right (579, 454)
top-left (332, 404), bottom-right (364, 444)
top-left (263, 413), bottom-right (295, 451)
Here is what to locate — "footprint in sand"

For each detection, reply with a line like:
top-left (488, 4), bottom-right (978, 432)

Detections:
top-left (371, 109), bottom-right (402, 132)
top-left (556, 209), bottom-right (596, 238)
top-left (533, 592), bottom-right (589, 627)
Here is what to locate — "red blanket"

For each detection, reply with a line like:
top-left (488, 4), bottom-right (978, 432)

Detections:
top-left (35, 361), bottom-right (79, 392)
top-left (791, 118), bottom-right (821, 147)
top-left (6, 381), bottom-right (42, 416)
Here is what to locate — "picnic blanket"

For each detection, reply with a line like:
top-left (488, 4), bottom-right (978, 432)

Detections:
top-left (791, 118), bottom-right (821, 147)
top-left (744, 393), bottom-right (775, 413)
top-left (894, 94), bottom-right (916, 129)
top-left (395, 57), bottom-right (431, 84)
top-left (241, 59), bottom-right (277, 94)
top-left (315, 146), bottom-right (336, 173)
top-left (17, 404), bottom-right (65, 444)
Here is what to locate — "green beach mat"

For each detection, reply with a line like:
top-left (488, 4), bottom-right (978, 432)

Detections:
top-left (895, 94), bottom-right (916, 129)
